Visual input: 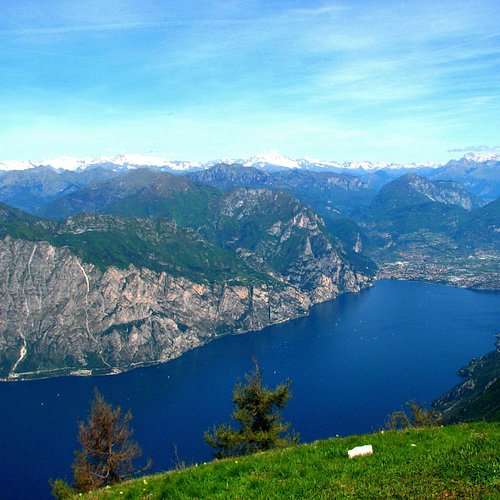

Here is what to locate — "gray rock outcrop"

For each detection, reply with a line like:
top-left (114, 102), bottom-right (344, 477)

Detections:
top-left (0, 235), bottom-right (368, 380)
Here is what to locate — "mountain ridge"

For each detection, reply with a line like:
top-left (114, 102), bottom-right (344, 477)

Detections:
top-left (0, 186), bottom-right (372, 380)
top-left (2, 151), bottom-right (497, 173)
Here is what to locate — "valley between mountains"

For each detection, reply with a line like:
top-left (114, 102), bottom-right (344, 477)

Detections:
top-left (0, 154), bottom-right (498, 380)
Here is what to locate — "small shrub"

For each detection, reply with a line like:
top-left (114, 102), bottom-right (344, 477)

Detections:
top-left (49, 479), bottom-right (75, 499)
top-left (387, 401), bottom-right (442, 430)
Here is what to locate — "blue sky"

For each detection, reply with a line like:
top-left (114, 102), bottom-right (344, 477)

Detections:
top-left (1, 0), bottom-right (499, 163)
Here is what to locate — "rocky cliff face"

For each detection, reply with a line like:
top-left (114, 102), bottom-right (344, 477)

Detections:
top-left (429, 156), bottom-right (500, 201)
top-left (0, 180), bottom-right (373, 380)
top-left (0, 233), bottom-right (368, 380)
top-left (213, 189), bottom-right (369, 302)
top-left (408, 176), bottom-right (480, 210)
top-left (0, 237), bottom-right (312, 380)
top-left (371, 174), bottom-right (482, 213)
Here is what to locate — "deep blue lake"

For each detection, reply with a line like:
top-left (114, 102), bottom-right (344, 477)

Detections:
top-left (1, 280), bottom-right (499, 499)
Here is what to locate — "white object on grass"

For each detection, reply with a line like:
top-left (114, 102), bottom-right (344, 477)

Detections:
top-left (348, 444), bottom-right (373, 458)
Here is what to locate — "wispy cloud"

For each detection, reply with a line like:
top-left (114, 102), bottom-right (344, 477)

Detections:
top-left (1, 0), bottom-right (499, 162)
top-left (448, 145), bottom-right (500, 153)
top-left (0, 18), bottom-right (250, 37)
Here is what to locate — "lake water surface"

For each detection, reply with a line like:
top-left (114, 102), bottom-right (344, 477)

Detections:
top-left (1, 280), bottom-right (499, 499)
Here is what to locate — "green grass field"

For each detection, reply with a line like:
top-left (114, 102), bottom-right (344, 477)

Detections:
top-left (81, 422), bottom-right (500, 499)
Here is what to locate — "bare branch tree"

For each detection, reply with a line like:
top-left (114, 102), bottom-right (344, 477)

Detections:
top-left (72, 389), bottom-right (151, 492)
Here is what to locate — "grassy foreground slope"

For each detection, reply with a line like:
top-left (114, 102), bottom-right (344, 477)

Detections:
top-left (84, 422), bottom-right (499, 499)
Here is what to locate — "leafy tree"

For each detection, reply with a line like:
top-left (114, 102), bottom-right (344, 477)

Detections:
top-left (387, 401), bottom-right (442, 430)
top-left (69, 390), bottom-right (151, 493)
top-left (204, 360), bottom-right (299, 458)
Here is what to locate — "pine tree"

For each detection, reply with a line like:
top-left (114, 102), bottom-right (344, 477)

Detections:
top-left (204, 360), bottom-right (299, 458)
top-left (72, 389), bottom-right (151, 492)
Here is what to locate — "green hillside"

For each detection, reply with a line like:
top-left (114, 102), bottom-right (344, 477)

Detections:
top-left (0, 205), bottom-right (256, 283)
top-left (38, 169), bottom-right (220, 225)
top-left (2, 181), bottom-right (373, 288)
top-left (80, 422), bottom-right (499, 499)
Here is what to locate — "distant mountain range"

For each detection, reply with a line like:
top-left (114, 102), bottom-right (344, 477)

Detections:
top-left (2, 151), bottom-right (498, 201)
top-left (1, 151), bottom-right (499, 173)
top-left (0, 152), bottom-right (498, 379)
top-left (0, 153), bottom-right (201, 172)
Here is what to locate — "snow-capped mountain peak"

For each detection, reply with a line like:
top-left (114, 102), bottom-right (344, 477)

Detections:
top-left (0, 160), bottom-right (37, 171)
top-left (0, 153), bottom-right (202, 172)
top-left (80, 152), bottom-right (201, 171)
top-left (94, 153), bottom-right (173, 168)
top-left (299, 157), bottom-right (342, 169)
top-left (37, 156), bottom-right (92, 170)
top-left (462, 152), bottom-right (500, 163)
top-left (90, 153), bottom-right (201, 171)
top-left (0, 152), bottom-right (494, 174)
top-left (244, 153), bottom-right (301, 170)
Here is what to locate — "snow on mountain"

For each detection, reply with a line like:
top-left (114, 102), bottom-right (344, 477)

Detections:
top-left (204, 153), bottom-right (307, 171)
top-left (0, 160), bottom-right (37, 171)
top-left (298, 158), bottom-right (343, 170)
top-left (223, 153), bottom-right (438, 172)
top-left (241, 155), bottom-right (440, 172)
top-left (462, 152), bottom-right (500, 163)
top-left (90, 153), bottom-right (201, 171)
top-left (308, 159), bottom-right (440, 171)
top-left (0, 152), bottom-right (491, 174)
top-left (37, 156), bottom-right (93, 170)
top-left (201, 157), bottom-right (240, 168)
top-left (0, 153), bottom-right (202, 172)
top-left (244, 153), bottom-right (302, 170)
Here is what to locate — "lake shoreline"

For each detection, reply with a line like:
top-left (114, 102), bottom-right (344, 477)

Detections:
top-left (2, 279), bottom-right (499, 500)
top-left (4, 277), bottom-right (499, 383)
